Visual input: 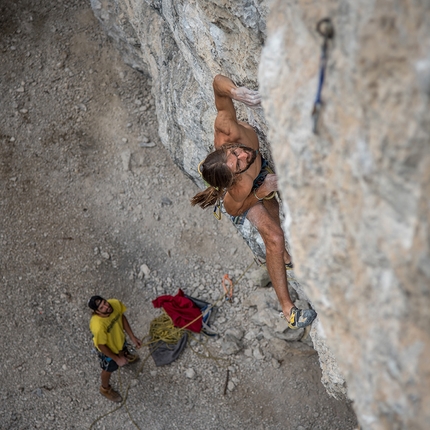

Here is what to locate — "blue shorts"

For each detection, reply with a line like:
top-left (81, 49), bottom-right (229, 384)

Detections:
top-left (230, 158), bottom-right (272, 225)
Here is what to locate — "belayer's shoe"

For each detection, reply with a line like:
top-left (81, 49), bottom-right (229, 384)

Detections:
top-left (99, 385), bottom-right (122, 403)
top-left (280, 307), bottom-right (317, 329)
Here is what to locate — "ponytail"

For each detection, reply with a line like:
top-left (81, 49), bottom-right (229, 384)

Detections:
top-left (191, 148), bottom-right (234, 209)
top-left (190, 186), bottom-right (224, 209)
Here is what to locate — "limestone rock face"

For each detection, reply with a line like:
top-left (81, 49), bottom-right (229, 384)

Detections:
top-left (260, 1), bottom-right (430, 429)
top-left (90, 0), bottom-right (270, 179)
top-left (90, 1), bottom-right (430, 429)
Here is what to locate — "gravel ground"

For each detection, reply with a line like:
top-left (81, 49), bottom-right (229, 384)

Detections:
top-left (0, 0), bottom-right (358, 429)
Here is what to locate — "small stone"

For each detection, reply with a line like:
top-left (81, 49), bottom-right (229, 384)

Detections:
top-left (33, 388), bottom-right (44, 397)
top-left (246, 267), bottom-right (271, 288)
top-left (121, 150), bottom-right (131, 171)
top-left (161, 197), bottom-right (172, 206)
top-left (139, 142), bottom-right (155, 148)
top-left (101, 251), bottom-right (110, 260)
top-left (253, 346), bottom-right (265, 360)
top-left (138, 264), bottom-right (150, 279)
top-left (185, 368), bottom-right (196, 379)
top-left (272, 358), bottom-right (281, 368)
top-left (244, 348), bottom-right (253, 357)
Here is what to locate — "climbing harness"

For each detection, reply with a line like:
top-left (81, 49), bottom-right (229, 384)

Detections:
top-left (197, 156), bottom-right (277, 222)
top-left (254, 163), bottom-right (277, 202)
top-left (311, 17), bottom-right (334, 134)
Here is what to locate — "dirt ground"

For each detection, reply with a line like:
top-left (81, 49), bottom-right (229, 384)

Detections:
top-left (0, 0), bottom-right (358, 429)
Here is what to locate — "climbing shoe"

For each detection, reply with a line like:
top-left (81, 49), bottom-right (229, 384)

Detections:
top-left (287, 307), bottom-right (317, 329)
top-left (99, 385), bottom-right (122, 403)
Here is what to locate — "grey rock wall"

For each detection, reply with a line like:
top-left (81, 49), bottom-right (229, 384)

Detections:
top-left (260, 1), bottom-right (430, 429)
top-left (90, 0), bottom-right (430, 429)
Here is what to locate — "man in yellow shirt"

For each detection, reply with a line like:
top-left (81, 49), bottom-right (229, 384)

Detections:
top-left (89, 296), bottom-right (142, 403)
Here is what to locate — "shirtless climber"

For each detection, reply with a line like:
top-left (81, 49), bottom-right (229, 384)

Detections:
top-left (191, 74), bottom-right (316, 329)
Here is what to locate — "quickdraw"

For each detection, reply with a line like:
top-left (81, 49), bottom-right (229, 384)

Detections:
top-left (221, 274), bottom-right (234, 301)
top-left (311, 17), bottom-right (334, 134)
top-left (213, 200), bottom-right (222, 220)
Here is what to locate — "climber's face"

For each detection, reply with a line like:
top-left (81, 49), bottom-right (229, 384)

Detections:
top-left (95, 299), bottom-right (113, 317)
top-left (226, 146), bottom-right (256, 174)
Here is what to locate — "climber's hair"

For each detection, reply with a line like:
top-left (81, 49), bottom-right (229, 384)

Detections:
top-left (191, 143), bottom-right (252, 209)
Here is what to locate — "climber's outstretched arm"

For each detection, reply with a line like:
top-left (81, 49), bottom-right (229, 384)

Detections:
top-left (213, 74), bottom-right (261, 150)
top-left (213, 74), bottom-right (261, 113)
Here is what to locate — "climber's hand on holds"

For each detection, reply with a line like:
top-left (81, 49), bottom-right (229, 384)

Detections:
top-left (231, 86), bottom-right (261, 107)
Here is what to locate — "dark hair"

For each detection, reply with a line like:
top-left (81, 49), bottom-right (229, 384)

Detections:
top-left (191, 144), bottom-right (255, 209)
top-left (88, 295), bottom-right (104, 311)
top-left (191, 147), bottom-right (234, 209)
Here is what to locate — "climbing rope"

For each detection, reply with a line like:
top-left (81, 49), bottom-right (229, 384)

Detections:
top-left (311, 17), bottom-right (334, 134)
top-left (149, 311), bottom-right (185, 344)
top-left (89, 260), bottom-right (256, 429)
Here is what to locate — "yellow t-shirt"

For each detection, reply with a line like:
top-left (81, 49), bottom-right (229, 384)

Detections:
top-left (90, 299), bottom-right (127, 354)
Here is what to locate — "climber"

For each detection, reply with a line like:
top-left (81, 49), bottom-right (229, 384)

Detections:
top-left (88, 296), bottom-right (142, 403)
top-left (191, 74), bottom-right (316, 329)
